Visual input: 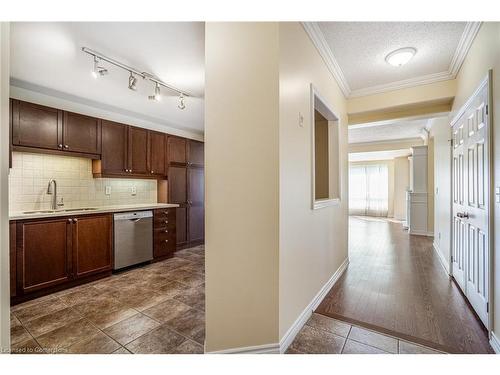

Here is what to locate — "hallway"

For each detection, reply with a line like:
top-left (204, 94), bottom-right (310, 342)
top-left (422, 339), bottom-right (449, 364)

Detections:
top-left (315, 216), bottom-right (492, 354)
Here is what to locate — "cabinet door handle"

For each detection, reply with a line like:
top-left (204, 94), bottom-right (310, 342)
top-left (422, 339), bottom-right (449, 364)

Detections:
top-left (151, 170), bottom-right (154, 174)
top-left (67, 218), bottom-right (72, 223)
top-left (164, 229), bottom-right (168, 233)
top-left (58, 144), bottom-right (63, 149)
top-left (73, 218), bottom-right (78, 222)
top-left (64, 145), bottom-right (69, 149)
top-left (164, 210), bottom-right (169, 215)
top-left (164, 220), bottom-right (168, 224)
top-left (164, 239), bottom-right (169, 243)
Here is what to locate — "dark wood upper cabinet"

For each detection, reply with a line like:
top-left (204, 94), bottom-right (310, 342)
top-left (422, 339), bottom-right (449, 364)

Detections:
top-left (63, 111), bottom-right (101, 155)
top-left (188, 140), bottom-right (204, 166)
top-left (11, 100), bottom-right (63, 151)
top-left (72, 214), bottom-right (113, 278)
top-left (128, 126), bottom-right (149, 175)
top-left (148, 131), bottom-right (166, 177)
top-left (98, 120), bottom-right (128, 176)
top-left (169, 166), bottom-right (188, 204)
top-left (16, 218), bottom-right (72, 294)
top-left (168, 136), bottom-right (187, 165)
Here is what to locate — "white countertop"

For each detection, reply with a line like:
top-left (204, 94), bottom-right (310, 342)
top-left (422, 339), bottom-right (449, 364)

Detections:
top-left (10, 203), bottom-right (179, 221)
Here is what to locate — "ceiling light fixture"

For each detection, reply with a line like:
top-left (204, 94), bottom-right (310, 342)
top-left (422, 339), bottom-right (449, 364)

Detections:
top-left (385, 47), bottom-right (417, 67)
top-left (178, 93), bottom-right (186, 110)
top-left (149, 82), bottom-right (161, 101)
top-left (91, 56), bottom-right (108, 78)
top-left (83, 47), bottom-right (192, 109)
top-left (128, 72), bottom-right (138, 91)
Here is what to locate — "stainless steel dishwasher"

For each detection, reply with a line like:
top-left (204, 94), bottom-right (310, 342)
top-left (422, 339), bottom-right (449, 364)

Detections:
top-left (114, 210), bottom-right (153, 270)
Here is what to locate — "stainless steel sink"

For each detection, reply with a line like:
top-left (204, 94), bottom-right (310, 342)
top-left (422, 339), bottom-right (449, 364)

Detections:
top-left (62, 208), bottom-right (98, 212)
top-left (22, 207), bottom-right (98, 214)
top-left (22, 210), bottom-right (56, 214)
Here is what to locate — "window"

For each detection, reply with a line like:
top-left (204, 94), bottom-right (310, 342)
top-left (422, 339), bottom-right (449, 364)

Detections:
top-left (349, 164), bottom-right (389, 217)
top-left (311, 85), bottom-right (340, 209)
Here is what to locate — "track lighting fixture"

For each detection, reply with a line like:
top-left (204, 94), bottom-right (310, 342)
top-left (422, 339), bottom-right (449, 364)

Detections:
top-left (91, 56), bottom-right (108, 78)
top-left (128, 72), bottom-right (138, 91)
top-left (178, 93), bottom-right (186, 110)
top-left (149, 82), bottom-right (161, 101)
top-left (83, 47), bottom-right (191, 109)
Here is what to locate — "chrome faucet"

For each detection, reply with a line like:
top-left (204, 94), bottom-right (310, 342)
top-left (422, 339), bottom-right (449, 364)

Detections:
top-left (47, 179), bottom-right (64, 210)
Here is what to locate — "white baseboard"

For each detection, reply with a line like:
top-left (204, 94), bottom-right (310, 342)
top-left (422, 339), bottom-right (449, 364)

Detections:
top-left (490, 332), bottom-right (500, 354)
top-left (279, 257), bottom-right (350, 353)
top-left (409, 229), bottom-right (434, 237)
top-left (433, 242), bottom-right (450, 276)
top-left (207, 343), bottom-right (280, 354)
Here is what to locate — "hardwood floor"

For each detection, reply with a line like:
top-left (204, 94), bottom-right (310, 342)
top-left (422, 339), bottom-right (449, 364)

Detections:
top-left (316, 216), bottom-right (493, 354)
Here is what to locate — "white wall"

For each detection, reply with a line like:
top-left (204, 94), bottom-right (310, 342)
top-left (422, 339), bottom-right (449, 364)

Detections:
top-left (0, 22), bottom-right (10, 352)
top-left (394, 156), bottom-right (410, 220)
top-left (204, 22), bottom-right (280, 352)
top-left (279, 22), bottom-right (348, 341)
top-left (430, 117), bottom-right (451, 270)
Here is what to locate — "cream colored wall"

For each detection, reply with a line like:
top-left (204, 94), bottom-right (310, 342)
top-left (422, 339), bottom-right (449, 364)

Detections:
top-left (0, 22), bottom-right (10, 352)
top-left (393, 156), bottom-right (410, 221)
top-left (204, 22), bottom-right (280, 352)
top-left (349, 160), bottom-right (395, 217)
top-left (446, 22), bottom-right (500, 338)
top-left (430, 117), bottom-right (451, 268)
top-left (427, 137), bottom-right (435, 234)
top-left (9, 152), bottom-right (157, 212)
top-left (279, 22), bottom-right (348, 340)
top-left (347, 79), bottom-right (457, 115)
top-left (349, 138), bottom-right (424, 153)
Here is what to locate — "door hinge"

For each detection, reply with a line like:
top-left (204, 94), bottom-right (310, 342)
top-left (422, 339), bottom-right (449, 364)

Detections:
top-left (487, 302), bottom-right (489, 313)
top-left (451, 255), bottom-right (453, 262)
top-left (486, 105), bottom-right (489, 115)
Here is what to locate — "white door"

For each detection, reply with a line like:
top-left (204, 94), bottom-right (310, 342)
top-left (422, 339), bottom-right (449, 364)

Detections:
top-left (451, 81), bottom-right (490, 327)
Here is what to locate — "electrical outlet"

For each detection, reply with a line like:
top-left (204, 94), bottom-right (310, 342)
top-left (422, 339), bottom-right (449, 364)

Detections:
top-left (105, 186), bottom-right (111, 195)
top-left (299, 112), bottom-right (304, 128)
top-left (131, 186), bottom-right (137, 196)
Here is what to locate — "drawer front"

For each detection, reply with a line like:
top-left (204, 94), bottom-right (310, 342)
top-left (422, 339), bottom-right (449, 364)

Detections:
top-left (153, 209), bottom-right (176, 228)
top-left (153, 209), bottom-right (176, 259)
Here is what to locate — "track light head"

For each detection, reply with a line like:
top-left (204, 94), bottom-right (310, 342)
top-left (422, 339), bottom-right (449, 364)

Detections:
top-left (178, 93), bottom-right (186, 110)
top-left (148, 83), bottom-right (161, 101)
top-left (128, 72), bottom-right (138, 91)
top-left (92, 56), bottom-right (108, 78)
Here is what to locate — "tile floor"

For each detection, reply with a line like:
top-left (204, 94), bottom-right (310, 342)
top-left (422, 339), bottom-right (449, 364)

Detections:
top-left (287, 313), bottom-right (446, 354)
top-left (10, 245), bottom-right (205, 354)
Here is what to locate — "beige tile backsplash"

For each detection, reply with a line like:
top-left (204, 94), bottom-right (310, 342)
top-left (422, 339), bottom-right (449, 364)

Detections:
top-left (9, 152), bottom-right (157, 212)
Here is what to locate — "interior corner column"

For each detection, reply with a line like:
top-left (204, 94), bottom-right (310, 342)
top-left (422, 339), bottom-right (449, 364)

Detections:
top-left (204, 22), bottom-right (280, 352)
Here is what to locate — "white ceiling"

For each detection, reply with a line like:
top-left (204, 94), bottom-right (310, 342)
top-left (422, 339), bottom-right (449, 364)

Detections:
top-left (10, 22), bottom-right (205, 133)
top-left (305, 22), bottom-right (481, 97)
top-left (349, 119), bottom-right (428, 144)
top-left (349, 149), bottom-right (412, 162)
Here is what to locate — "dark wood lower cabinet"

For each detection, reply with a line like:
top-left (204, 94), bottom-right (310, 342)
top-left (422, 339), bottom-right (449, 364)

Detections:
top-left (10, 222), bottom-right (17, 297)
top-left (72, 215), bottom-right (113, 278)
top-left (16, 218), bottom-right (72, 294)
top-left (12, 213), bottom-right (113, 304)
top-left (153, 209), bottom-right (176, 259)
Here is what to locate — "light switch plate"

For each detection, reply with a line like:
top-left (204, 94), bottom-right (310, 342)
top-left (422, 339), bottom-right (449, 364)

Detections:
top-left (131, 186), bottom-right (137, 196)
top-left (105, 186), bottom-right (111, 195)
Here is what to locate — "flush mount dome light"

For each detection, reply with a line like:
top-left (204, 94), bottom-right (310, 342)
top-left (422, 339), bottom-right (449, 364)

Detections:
top-left (385, 47), bottom-right (417, 67)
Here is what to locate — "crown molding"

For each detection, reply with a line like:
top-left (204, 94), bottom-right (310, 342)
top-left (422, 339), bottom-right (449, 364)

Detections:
top-left (448, 22), bottom-right (482, 76)
top-left (302, 22), bottom-right (351, 97)
top-left (302, 22), bottom-right (482, 99)
top-left (348, 70), bottom-right (454, 98)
